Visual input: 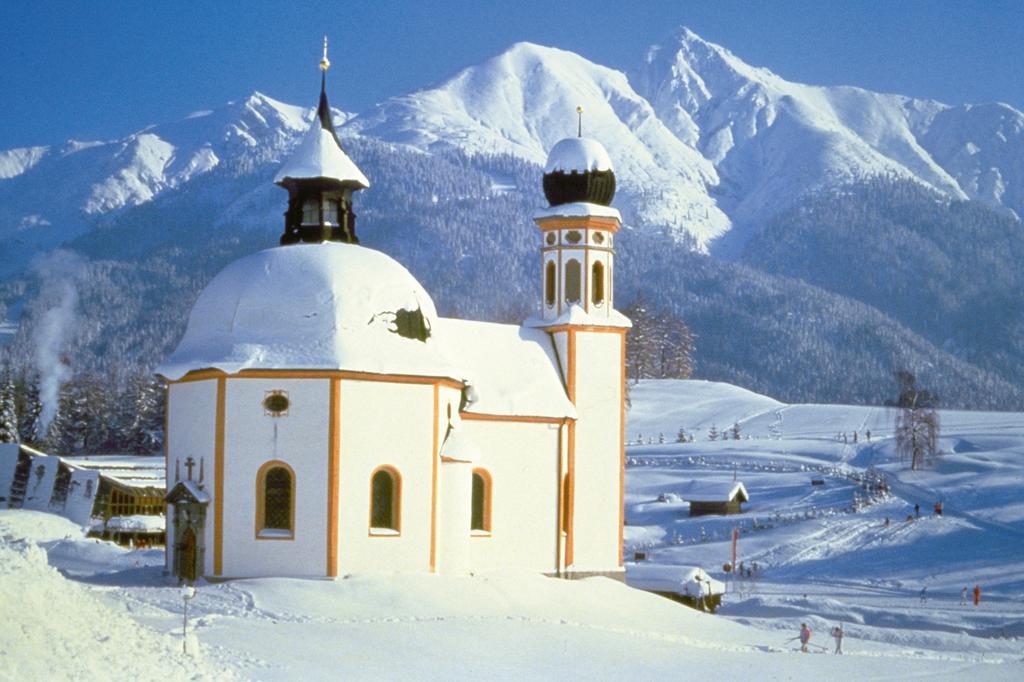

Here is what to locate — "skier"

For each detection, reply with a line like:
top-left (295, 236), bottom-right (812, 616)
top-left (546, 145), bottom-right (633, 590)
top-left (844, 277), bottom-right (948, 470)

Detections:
top-left (831, 625), bottom-right (844, 654)
top-left (799, 623), bottom-right (812, 653)
top-left (934, 501), bottom-right (943, 516)
top-left (960, 586), bottom-right (968, 606)
top-left (973, 584), bottom-right (981, 606)
top-left (914, 503), bottom-right (920, 518)
top-left (919, 586), bottom-right (927, 602)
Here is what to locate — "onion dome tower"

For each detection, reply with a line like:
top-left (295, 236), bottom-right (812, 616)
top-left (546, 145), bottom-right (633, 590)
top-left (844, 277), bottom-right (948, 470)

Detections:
top-left (275, 38), bottom-right (369, 245)
top-left (534, 108), bottom-right (624, 324)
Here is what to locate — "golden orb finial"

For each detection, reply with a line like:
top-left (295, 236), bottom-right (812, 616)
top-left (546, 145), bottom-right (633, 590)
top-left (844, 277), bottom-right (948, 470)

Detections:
top-left (576, 105), bottom-right (583, 137)
top-left (319, 35), bottom-right (331, 72)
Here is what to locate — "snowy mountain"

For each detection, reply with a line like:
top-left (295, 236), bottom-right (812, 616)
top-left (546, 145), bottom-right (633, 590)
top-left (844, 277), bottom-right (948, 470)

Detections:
top-left (345, 41), bottom-right (730, 245)
top-left (0, 93), bottom-right (324, 278)
top-left (4, 27), bottom-right (1024, 263)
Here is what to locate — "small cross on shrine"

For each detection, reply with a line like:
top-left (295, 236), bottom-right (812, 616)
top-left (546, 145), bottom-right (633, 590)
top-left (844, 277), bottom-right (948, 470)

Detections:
top-left (184, 456), bottom-right (196, 481)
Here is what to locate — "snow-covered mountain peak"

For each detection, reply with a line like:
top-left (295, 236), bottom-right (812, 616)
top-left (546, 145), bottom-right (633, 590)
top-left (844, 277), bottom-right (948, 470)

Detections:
top-left (346, 40), bottom-right (730, 245)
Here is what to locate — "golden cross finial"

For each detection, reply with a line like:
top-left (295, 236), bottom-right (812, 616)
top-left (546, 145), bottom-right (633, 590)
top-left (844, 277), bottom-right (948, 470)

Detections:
top-left (319, 36), bottom-right (331, 72)
top-left (576, 105), bottom-right (583, 137)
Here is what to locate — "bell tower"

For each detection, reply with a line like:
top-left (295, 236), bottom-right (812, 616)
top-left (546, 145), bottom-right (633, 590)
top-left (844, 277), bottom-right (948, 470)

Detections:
top-left (275, 37), bottom-right (370, 245)
top-left (531, 117), bottom-right (630, 575)
top-left (535, 128), bottom-right (620, 322)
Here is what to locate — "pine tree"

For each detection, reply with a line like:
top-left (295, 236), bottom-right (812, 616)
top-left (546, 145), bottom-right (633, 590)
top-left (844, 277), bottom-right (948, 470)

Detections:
top-left (730, 422), bottom-right (741, 440)
top-left (707, 424), bottom-right (719, 441)
top-left (676, 427), bottom-right (687, 443)
top-left (0, 369), bottom-right (19, 443)
top-left (16, 379), bottom-right (41, 446)
top-left (124, 373), bottom-right (165, 453)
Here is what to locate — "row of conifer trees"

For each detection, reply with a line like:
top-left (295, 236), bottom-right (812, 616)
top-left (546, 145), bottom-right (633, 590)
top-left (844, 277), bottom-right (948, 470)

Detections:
top-left (0, 367), bottom-right (164, 455)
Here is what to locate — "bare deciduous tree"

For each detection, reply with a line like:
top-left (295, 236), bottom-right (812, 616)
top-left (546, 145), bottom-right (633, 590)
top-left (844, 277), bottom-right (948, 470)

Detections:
top-left (889, 370), bottom-right (940, 470)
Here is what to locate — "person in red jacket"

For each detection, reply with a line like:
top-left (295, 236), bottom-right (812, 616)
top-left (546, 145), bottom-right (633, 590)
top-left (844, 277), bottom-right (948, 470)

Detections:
top-left (973, 584), bottom-right (981, 606)
top-left (800, 623), bottom-right (812, 653)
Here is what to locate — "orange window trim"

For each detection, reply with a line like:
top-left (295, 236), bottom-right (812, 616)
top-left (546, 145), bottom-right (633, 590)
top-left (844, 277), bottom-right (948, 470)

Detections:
top-left (565, 422), bottom-right (576, 568)
top-left (254, 460), bottom-right (296, 541)
top-left (369, 465), bottom-right (402, 535)
top-left (163, 383), bottom-right (170, 573)
top-left (459, 412), bottom-right (567, 425)
top-left (543, 325), bottom-right (628, 335)
top-left (429, 384), bottom-right (439, 570)
top-left (327, 378), bottom-right (340, 576)
top-left (471, 467), bottom-right (493, 534)
top-left (619, 331), bottom-right (626, 567)
top-left (556, 420), bottom-right (565, 574)
top-left (214, 377), bottom-right (225, 575)
top-left (535, 216), bottom-right (621, 233)
top-left (168, 369), bottom-right (463, 392)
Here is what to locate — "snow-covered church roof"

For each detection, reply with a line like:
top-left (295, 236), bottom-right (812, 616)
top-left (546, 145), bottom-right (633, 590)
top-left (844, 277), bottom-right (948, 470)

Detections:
top-left (544, 137), bottom-right (614, 173)
top-left (435, 318), bottom-right (575, 419)
top-left (156, 243), bottom-right (453, 381)
top-left (156, 243), bottom-right (575, 419)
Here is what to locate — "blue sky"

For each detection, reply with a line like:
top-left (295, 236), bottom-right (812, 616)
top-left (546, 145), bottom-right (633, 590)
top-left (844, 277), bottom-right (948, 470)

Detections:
top-left (1, 0), bottom-right (1023, 149)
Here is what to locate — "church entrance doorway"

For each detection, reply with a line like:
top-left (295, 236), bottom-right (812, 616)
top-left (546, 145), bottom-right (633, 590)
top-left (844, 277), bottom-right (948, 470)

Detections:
top-left (165, 480), bottom-right (210, 582)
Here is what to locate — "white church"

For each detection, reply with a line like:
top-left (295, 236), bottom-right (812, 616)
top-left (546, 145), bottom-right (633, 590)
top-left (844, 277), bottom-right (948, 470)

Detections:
top-left (159, 47), bottom-right (630, 581)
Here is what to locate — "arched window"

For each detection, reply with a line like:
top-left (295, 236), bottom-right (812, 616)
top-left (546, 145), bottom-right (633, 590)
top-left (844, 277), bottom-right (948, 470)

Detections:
top-left (591, 261), bottom-right (605, 306)
top-left (370, 467), bottom-right (401, 533)
top-left (256, 461), bottom-right (295, 539)
top-left (545, 261), bottom-right (556, 307)
top-left (301, 198), bottom-right (319, 225)
top-left (565, 259), bottom-right (581, 303)
top-left (471, 469), bottom-right (492, 533)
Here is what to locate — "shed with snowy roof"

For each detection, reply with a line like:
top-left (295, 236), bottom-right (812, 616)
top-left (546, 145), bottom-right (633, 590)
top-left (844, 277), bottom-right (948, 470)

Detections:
top-left (679, 480), bottom-right (749, 516)
top-left (156, 46), bottom-right (630, 582)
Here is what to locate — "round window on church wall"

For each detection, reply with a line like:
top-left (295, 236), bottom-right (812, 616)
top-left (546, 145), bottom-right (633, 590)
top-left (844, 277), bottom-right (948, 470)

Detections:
top-left (592, 231), bottom-right (605, 244)
top-left (546, 232), bottom-right (556, 245)
top-left (566, 230), bottom-right (582, 244)
top-left (263, 392), bottom-right (290, 416)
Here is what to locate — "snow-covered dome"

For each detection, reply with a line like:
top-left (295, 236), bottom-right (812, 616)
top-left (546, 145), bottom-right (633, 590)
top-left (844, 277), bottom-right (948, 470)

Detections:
top-left (544, 137), bottom-right (614, 174)
top-left (542, 137), bottom-right (616, 207)
top-left (156, 243), bottom-right (455, 381)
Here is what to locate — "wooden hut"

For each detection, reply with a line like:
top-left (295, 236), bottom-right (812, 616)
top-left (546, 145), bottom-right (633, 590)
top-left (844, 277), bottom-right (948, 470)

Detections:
top-left (679, 480), bottom-right (749, 516)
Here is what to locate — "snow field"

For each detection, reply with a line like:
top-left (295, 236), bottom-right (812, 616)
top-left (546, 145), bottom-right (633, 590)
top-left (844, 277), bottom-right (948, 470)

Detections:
top-left (0, 511), bottom-right (235, 681)
top-left (624, 380), bottom-right (1024, 672)
top-left (1, 379), bottom-right (1022, 680)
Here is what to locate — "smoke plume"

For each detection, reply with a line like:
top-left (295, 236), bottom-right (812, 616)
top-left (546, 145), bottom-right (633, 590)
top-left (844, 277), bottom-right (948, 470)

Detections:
top-left (30, 250), bottom-right (86, 440)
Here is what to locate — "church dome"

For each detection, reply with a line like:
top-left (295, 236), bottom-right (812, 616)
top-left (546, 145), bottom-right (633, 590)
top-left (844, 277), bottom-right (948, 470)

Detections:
top-left (542, 137), bottom-right (616, 207)
top-left (156, 243), bottom-right (456, 381)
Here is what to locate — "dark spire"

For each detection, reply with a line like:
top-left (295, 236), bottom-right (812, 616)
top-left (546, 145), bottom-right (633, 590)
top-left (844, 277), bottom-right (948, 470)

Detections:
top-left (317, 71), bottom-right (336, 135)
top-left (317, 36), bottom-right (337, 135)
